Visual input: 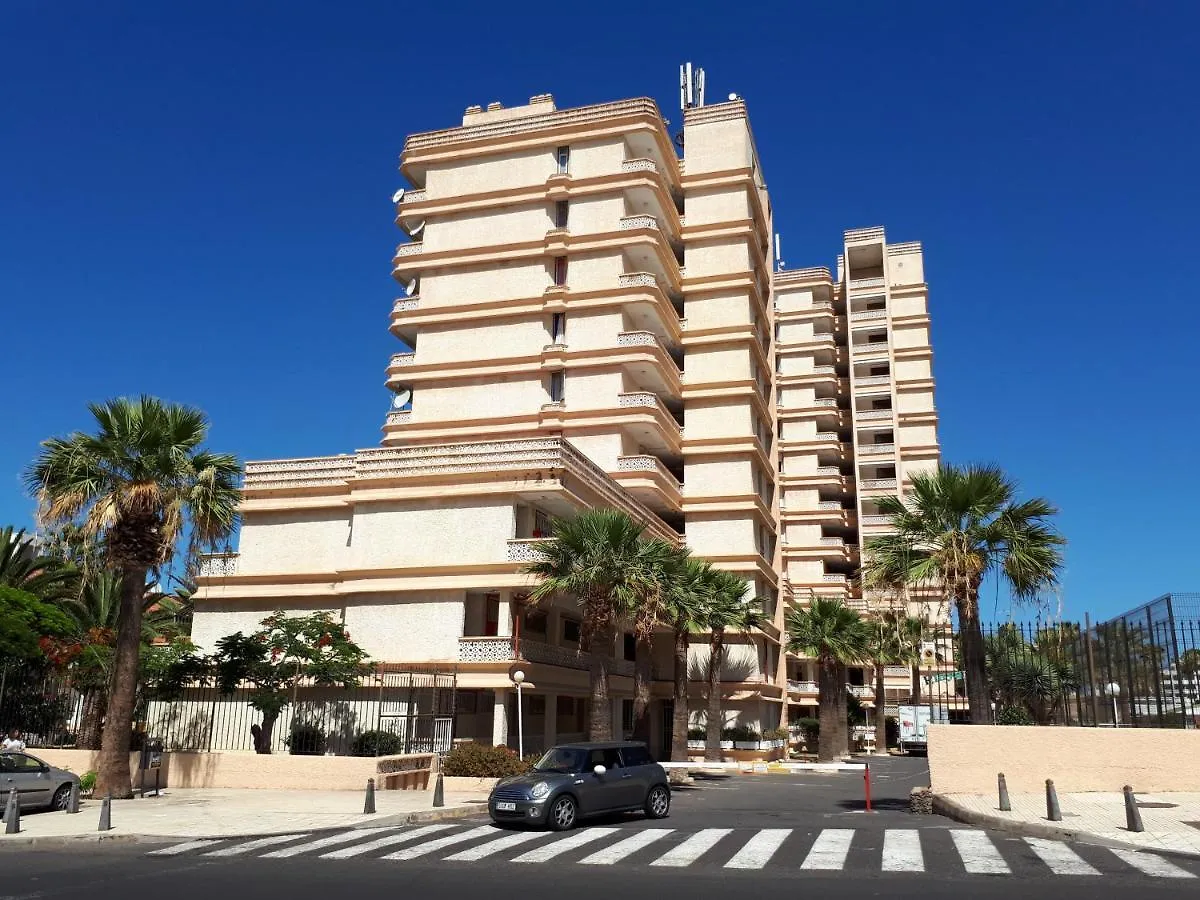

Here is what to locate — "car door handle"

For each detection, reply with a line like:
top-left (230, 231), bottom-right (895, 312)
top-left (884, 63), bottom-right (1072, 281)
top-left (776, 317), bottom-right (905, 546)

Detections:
top-left (621, 774), bottom-right (632, 779)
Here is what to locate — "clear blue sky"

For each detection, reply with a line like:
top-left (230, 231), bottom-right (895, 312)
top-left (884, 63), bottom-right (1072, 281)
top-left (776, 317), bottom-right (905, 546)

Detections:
top-left (3, 1), bottom-right (1198, 620)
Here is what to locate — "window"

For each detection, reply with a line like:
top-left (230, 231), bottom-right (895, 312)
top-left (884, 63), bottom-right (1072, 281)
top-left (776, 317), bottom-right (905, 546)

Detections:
top-left (554, 200), bottom-right (569, 229)
top-left (621, 745), bottom-right (654, 767)
top-left (621, 700), bottom-right (634, 738)
top-left (556, 145), bottom-right (570, 174)
top-left (874, 432), bottom-right (893, 445)
top-left (549, 371), bottom-right (565, 403)
top-left (0, 754), bottom-right (42, 772)
top-left (550, 312), bottom-right (566, 342)
top-left (868, 333), bottom-right (887, 344)
top-left (871, 398), bottom-right (891, 410)
top-left (869, 365), bottom-right (889, 377)
top-left (533, 509), bottom-right (552, 536)
top-left (587, 747), bottom-right (623, 770)
top-left (553, 256), bottom-right (568, 286)
top-left (623, 633), bottom-right (636, 662)
top-left (523, 610), bottom-right (548, 637)
top-left (563, 618), bottom-right (581, 643)
top-left (848, 668), bottom-right (866, 687)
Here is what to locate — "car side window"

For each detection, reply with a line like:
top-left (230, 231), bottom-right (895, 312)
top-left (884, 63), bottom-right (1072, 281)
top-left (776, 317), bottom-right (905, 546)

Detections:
top-left (620, 746), bottom-right (653, 767)
top-left (0, 754), bottom-right (13, 773)
top-left (12, 755), bottom-right (42, 771)
top-left (602, 749), bottom-right (623, 770)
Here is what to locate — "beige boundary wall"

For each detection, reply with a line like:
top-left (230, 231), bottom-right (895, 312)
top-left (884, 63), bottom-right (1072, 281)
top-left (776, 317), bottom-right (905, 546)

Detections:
top-left (30, 749), bottom-right (433, 791)
top-left (928, 724), bottom-right (1200, 794)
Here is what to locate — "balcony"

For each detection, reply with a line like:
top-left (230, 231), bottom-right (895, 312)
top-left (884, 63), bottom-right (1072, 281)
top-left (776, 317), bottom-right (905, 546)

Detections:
top-left (817, 500), bottom-right (846, 510)
top-left (521, 639), bottom-right (635, 678)
top-left (619, 271), bottom-right (658, 289)
top-left (619, 214), bottom-right (660, 231)
top-left (390, 352), bottom-right (416, 367)
top-left (852, 342), bottom-right (889, 356)
top-left (849, 276), bottom-right (885, 291)
top-left (198, 553), bottom-right (239, 577)
top-left (617, 392), bottom-right (683, 434)
top-left (617, 455), bottom-right (680, 487)
top-left (617, 331), bottom-right (680, 375)
top-left (884, 665), bottom-right (911, 678)
top-left (394, 242), bottom-right (423, 258)
top-left (861, 515), bottom-right (892, 526)
top-left (847, 685), bottom-right (875, 699)
top-left (859, 443), bottom-right (895, 456)
top-left (851, 309), bottom-right (887, 322)
top-left (614, 455), bottom-right (682, 514)
top-left (507, 538), bottom-right (548, 563)
top-left (386, 410), bottom-right (412, 425)
top-left (621, 157), bottom-right (660, 175)
top-left (822, 574), bottom-right (849, 587)
top-left (392, 296), bottom-right (420, 314)
top-left (856, 409), bottom-right (893, 421)
top-left (860, 478), bottom-right (898, 490)
top-left (788, 680), bottom-right (819, 694)
top-left (855, 375), bottom-right (890, 387)
top-left (458, 636), bottom-right (514, 664)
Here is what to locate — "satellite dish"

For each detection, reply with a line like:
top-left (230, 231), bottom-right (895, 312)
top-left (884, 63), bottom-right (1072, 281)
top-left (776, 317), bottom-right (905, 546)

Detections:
top-left (409, 220), bottom-right (426, 238)
top-left (403, 278), bottom-right (418, 296)
top-left (392, 389), bottom-right (412, 409)
top-left (391, 188), bottom-right (405, 203)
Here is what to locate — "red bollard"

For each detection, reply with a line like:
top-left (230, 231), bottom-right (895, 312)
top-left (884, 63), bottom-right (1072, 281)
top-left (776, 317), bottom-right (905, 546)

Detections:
top-left (864, 763), bottom-right (873, 812)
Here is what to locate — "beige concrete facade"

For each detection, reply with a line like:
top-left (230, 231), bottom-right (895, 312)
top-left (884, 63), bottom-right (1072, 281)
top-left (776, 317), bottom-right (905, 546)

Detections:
top-left (195, 93), bottom-right (942, 755)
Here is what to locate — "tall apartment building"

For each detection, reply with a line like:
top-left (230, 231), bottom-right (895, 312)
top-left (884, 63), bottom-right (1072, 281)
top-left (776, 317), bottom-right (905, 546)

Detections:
top-left (774, 228), bottom-right (941, 711)
top-left (194, 93), bottom-right (782, 758)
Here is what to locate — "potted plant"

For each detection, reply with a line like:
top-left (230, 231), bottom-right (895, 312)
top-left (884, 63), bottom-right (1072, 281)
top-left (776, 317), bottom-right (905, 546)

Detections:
top-left (724, 724), bottom-right (761, 750)
top-left (686, 727), bottom-right (705, 751)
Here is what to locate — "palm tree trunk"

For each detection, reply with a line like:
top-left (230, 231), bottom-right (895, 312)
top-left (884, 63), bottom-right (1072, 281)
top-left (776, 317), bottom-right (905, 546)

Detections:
top-left (873, 661), bottom-right (887, 755)
top-left (671, 628), bottom-right (690, 762)
top-left (78, 689), bottom-right (107, 751)
top-left (837, 662), bottom-right (851, 757)
top-left (911, 662), bottom-right (921, 705)
top-left (95, 567), bottom-right (146, 798)
top-left (956, 592), bottom-right (991, 725)
top-left (632, 633), bottom-right (653, 744)
top-left (586, 623), bottom-right (614, 741)
top-left (254, 709), bottom-right (280, 754)
top-left (816, 656), bottom-right (839, 763)
top-left (704, 629), bottom-right (724, 762)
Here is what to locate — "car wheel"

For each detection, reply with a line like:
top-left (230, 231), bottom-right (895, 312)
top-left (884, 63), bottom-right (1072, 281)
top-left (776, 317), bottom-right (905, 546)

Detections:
top-left (52, 785), bottom-right (72, 811)
top-left (644, 784), bottom-right (670, 819)
top-left (548, 794), bottom-right (577, 831)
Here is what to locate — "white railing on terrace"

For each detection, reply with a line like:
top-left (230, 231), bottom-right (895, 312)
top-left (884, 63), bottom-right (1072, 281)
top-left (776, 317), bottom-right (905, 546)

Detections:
top-left (861, 515), bottom-right (892, 526)
top-left (618, 392), bottom-right (683, 434)
top-left (813, 399), bottom-right (839, 408)
top-left (817, 501), bottom-right (844, 510)
top-left (390, 352), bottom-right (416, 367)
top-left (855, 375), bottom-right (890, 386)
top-left (393, 297), bottom-right (420, 313)
top-left (242, 456), bottom-right (356, 489)
top-left (617, 455), bottom-right (681, 488)
top-left (884, 665), bottom-right (911, 677)
top-left (507, 538), bottom-right (548, 563)
top-left (394, 242), bottom-right (424, 257)
top-left (857, 409), bottom-right (893, 420)
top-left (859, 444), bottom-right (895, 455)
top-left (851, 309), bottom-right (887, 321)
top-left (844, 226), bottom-right (886, 243)
top-left (520, 639), bottom-right (635, 678)
top-left (849, 276), bottom-right (885, 290)
top-left (814, 432), bottom-right (839, 442)
top-left (817, 466), bottom-right (842, 475)
top-left (619, 272), bottom-right (658, 289)
top-left (819, 537), bottom-right (847, 547)
top-left (860, 479), bottom-right (898, 490)
top-left (458, 636), bottom-right (514, 663)
top-left (847, 685), bottom-right (875, 698)
top-left (386, 411), bottom-right (412, 425)
top-left (619, 214), bottom-right (659, 231)
top-left (822, 574), bottom-right (848, 583)
top-left (198, 553), bottom-right (239, 577)
top-left (617, 331), bottom-right (676, 367)
top-left (812, 366), bottom-right (837, 376)
top-left (852, 342), bottom-right (889, 355)
top-left (400, 189), bottom-right (427, 204)
top-left (621, 157), bottom-right (659, 174)
top-left (788, 680), bottom-right (819, 693)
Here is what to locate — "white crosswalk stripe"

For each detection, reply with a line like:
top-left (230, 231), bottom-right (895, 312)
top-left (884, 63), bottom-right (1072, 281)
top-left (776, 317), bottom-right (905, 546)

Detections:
top-left (1024, 838), bottom-right (1099, 875)
top-left (444, 829), bottom-right (551, 861)
top-left (650, 828), bottom-right (732, 867)
top-left (262, 827), bottom-right (402, 858)
top-left (320, 823), bottom-right (454, 859)
top-left (950, 829), bottom-right (1010, 875)
top-left (579, 829), bottom-right (672, 865)
top-left (203, 833), bottom-right (311, 857)
top-left (723, 828), bottom-right (790, 869)
top-left (1110, 849), bottom-right (1197, 879)
top-left (148, 839), bottom-right (223, 856)
top-left (384, 825), bottom-right (499, 860)
top-left (882, 829), bottom-right (924, 872)
top-left (511, 827), bottom-right (619, 863)
top-left (800, 829), bottom-right (854, 870)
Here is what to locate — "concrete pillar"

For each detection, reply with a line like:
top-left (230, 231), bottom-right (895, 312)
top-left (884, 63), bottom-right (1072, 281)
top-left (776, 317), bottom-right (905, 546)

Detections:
top-left (543, 693), bottom-right (557, 750)
top-left (497, 591), bottom-right (513, 638)
top-left (492, 689), bottom-right (509, 747)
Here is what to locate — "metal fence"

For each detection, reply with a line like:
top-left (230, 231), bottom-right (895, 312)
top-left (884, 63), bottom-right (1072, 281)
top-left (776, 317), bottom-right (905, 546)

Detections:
top-left (0, 665), bottom-right (458, 755)
top-left (917, 609), bottom-right (1200, 728)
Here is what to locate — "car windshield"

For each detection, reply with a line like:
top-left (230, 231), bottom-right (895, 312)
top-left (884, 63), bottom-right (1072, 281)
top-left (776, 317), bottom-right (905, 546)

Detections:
top-left (533, 747), bottom-right (585, 774)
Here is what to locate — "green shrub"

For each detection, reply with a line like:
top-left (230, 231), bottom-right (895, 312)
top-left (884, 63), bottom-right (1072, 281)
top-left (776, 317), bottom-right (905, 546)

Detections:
top-left (286, 722), bottom-right (327, 755)
top-left (80, 771), bottom-right (97, 793)
top-left (765, 727), bottom-right (790, 741)
top-left (441, 741), bottom-right (534, 778)
top-left (351, 730), bottom-right (405, 757)
top-left (686, 727), bottom-right (706, 740)
top-left (997, 706), bottom-right (1033, 726)
top-left (792, 717), bottom-right (820, 745)
top-left (721, 724), bottom-right (760, 742)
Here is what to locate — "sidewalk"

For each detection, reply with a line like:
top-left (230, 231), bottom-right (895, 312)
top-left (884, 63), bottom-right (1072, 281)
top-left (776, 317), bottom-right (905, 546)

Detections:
top-left (937, 790), bottom-right (1200, 857)
top-left (0, 788), bottom-right (490, 845)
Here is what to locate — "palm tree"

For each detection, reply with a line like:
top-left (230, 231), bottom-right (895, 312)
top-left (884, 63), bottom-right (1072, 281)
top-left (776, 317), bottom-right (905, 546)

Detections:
top-left (861, 464), bottom-right (1064, 724)
top-left (698, 570), bottom-right (761, 762)
top-left (865, 615), bottom-right (901, 754)
top-left (786, 598), bottom-right (871, 762)
top-left (524, 509), bottom-right (663, 741)
top-left (0, 526), bottom-right (77, 598)
top-left (25, 396), bottom-right (240, 797)
top-left (623, 537), bottom-right (683, 745)
top-left (664, 554), bottom-right (716, 761)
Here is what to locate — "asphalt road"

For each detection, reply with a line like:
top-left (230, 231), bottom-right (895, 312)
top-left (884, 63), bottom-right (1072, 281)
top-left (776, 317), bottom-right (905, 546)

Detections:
top-left (3, 755), bottom-right (1197, 899)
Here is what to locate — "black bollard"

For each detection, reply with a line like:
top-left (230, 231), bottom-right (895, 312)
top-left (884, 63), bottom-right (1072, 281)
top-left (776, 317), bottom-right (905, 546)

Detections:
top-left (67, 782), bottom-right (81, 814)
top-left (998, 773), bottom-right (1011, 812)
top-left (98, 794), bottom-right (111, 832)
top-left (1123, 785), bottom-right (1144, 833)
top-left (4, 789), bottom-right (20, 834)
top-left (432, 772), bottom-right (445, 808)
top-left (363, 777), bottom-right (376, 814)
top-left (1045, 778), bottom-right (1061, 822)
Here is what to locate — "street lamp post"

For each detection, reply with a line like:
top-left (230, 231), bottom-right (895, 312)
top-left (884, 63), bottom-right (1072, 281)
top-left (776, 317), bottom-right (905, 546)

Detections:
top-left (512, 670), bottom-right (526, 758)
top-left (1106, 681), bottom-right (1121, 727)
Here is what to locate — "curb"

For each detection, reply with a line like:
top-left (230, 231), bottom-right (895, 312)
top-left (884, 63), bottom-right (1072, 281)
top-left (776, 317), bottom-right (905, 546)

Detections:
top-left (0, 802), bottom-right (485, 849)
top-left (932, 794), bottom-right (1200, 861)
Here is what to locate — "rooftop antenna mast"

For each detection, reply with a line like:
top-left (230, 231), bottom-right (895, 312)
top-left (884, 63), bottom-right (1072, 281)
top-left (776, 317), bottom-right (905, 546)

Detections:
top-left (675, 62), bottom-right (705, 150)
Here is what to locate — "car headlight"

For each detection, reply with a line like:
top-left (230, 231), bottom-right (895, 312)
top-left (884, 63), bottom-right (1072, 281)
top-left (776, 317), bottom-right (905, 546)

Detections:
top-left (529, 781), bottom-right (551, 799)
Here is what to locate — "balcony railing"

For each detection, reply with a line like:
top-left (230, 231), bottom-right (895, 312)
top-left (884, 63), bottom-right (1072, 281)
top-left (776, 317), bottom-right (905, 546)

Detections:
top-left (855, 375), bottom-right (890, 386)
top-left (618, 392), bottom-right (683, 434)
top-left (814, 432), bottom-right (839, 442)
top-left (507, 538), bottom-right (548, 563)
top-left (458, 636), bottom-right (514, 663)
top-left (619, 214), bottom-right (659, 231)
top-left (617, 455), bottom-right (681, 488)
top-left (617, 331), bottom-right (678, 372)
top-left (849, 276), bottom-right (885, 290)
top-left (884, 665), bottom-right (911, 677)
top-left (857, 409), bottom-right (893, 420)
top-left (198, 553), bottom-right (239, 577)
top-left (788, 680), bottom-right (819, 694)
top-left (813, 399), bottom-right (839, 408)
top-left (394, 242), bottom-right (424, 257)
top-left (847, 685), bottom-right (875, 699)
top-left (390, 352), bottom-right (416, 367)
top-left (860, 479), bottom-right (898, 490)
top-left (386, 410), bottom-right (412, 425)
top-left (822, 574), bottom-right (848, 584)
top-left (392, 297), bottom-right (420, 313)
top-left (861, 515), bottom-right (892, 526)
top-left (619, 271), bottom-right (658, 289)
top-left (400, 189), bottom-right (427, 204)
top-left (851, 309), bottom-right (887, 321)
top-left (817, 501), bottom-right (845, 510)
top-left (859, 444), bottom-right (895, 455)
top-left (819, 537), bottom-right (848, 548)
top-left (852, 342), bottom-right (889, 355)
top-left (521, 639), bottom-right (635, 677)
top-left (621, 158), bottom-right (660, 175)
top-left (812, 366), bottom-right (837, 376)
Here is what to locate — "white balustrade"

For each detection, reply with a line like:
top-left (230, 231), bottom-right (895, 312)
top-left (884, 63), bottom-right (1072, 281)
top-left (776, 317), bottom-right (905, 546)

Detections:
top-left (859, 444), bottom-right (895, 455)
top-left (855, 375), bottom-right (890, 386)
top-left (458, 637), bottom-right (514, 663)
top-left (506, 538), bottom-right (548, 562)
top-left (853, 342), bottom-right (889, 355)
top-left (390, 352), bottom-right (416, 367)
top-left (619, 272), bottom-right (657, 288)
top-left (619, 214), bottom-right (659, 231)
top-left (860, 479), bottom-right (897, 490)
top-left (394, 242), bottom-right (424, 257)
top-left (857, 409), bottom-right (893, 420)
top-left (392, 297), bottom-right (420, 313)
top-left (198, 553), bottom-right (239, 577)
top-left (851, 308), bottom-right (888, 321)
top-left (621, 158), bottom-right (659, 174)
top-left (386, 411), bottom-right (412, 425)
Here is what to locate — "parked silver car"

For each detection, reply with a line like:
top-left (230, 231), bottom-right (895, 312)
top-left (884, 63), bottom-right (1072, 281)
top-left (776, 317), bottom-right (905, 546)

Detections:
top-left (1, 752), bottom-right (80, 811)
top-left (488, 741), bottom-right (670, 830)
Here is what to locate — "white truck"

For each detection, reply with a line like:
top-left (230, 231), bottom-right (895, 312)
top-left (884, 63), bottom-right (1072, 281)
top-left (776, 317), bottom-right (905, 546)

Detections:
top-left (897, 705), bottom-right (932, 754)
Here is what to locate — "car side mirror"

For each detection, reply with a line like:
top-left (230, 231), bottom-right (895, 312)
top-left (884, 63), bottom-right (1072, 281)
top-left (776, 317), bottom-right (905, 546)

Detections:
top-left (592, 764), bottom-right (606, 777)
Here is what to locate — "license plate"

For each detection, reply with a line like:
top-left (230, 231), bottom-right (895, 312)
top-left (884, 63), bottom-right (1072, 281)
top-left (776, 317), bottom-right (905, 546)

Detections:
top-left (496, 801), bottom-right (517, 811)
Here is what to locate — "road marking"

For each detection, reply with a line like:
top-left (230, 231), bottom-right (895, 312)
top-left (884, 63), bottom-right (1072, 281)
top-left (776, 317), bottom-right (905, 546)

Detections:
top-left (800, 829), bottom-right (854, 870)
top-left (949, 830), bottom-right (1010, 875)
top-left (203, 833), bottom-right (310, 857)
top-left (511, 827), bottom-right (619, 863)
top-left (261, 827), bottom-right (401, 858)
top-left (579, 829), bottom-right (672, 865)
top-left (881, 829), bottom-right (924, 872)
top-left (444, 829), bottom-right (550, 861)
top-left (383, 825), bottom-right (498, 860)
top-left (723, 828), bottom-right (791, 869)
top-left (1111, 849), bottom-right (1197, 879)
top-left (148, 839), bottom-right (223, 856)
top-left (320, 824), bottom-right (453, 858)
top-left (1024, 838), bottom-right (1100, 875)
top-left (650, 828), bottom-right (732, 867)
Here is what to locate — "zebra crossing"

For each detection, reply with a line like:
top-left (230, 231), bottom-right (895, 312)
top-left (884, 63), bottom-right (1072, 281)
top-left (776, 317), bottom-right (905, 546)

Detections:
top-left (148, 824), bottom-right (1199, 879)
